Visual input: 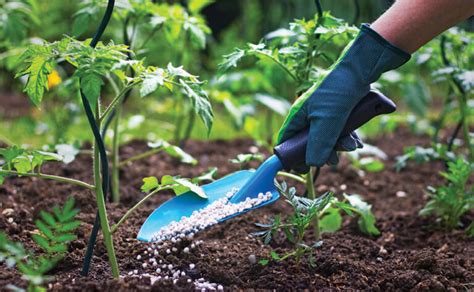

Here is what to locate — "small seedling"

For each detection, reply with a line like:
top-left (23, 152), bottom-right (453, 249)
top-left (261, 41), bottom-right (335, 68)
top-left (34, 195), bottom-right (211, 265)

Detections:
top-left (0, 197), bottom-right (80, 291)
top-left (395, 143), bottom-right (456, 172)
top-left (420, 158), bottom-right (473, 232)
top-left (253, 181), bottom-right (379, 265)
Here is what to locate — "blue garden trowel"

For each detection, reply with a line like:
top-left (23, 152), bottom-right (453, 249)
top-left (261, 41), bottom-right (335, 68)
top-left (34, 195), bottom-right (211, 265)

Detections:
top-left (137, 91), bottom-right (396, 241)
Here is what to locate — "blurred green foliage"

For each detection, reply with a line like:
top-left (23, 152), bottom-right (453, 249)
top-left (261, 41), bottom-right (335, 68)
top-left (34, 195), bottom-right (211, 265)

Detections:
top-left (0, 0), bottom-right (472, 148)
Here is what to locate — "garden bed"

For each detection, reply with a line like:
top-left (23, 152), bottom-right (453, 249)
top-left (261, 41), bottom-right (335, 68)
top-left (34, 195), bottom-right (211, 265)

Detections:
top-left (0, 128), bottom-right (472, 291)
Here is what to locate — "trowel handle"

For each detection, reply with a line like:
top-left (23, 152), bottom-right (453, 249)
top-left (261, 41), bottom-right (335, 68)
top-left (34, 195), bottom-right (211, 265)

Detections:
top-left (274, 91), bottom-right (396, 171)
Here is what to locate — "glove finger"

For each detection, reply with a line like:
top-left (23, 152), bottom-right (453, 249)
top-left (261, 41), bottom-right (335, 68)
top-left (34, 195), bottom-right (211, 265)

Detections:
top-left (306, 118), bottom-right (342, 167)
top-left (326, 150), bottom-right (339, 166)
top-left (337, 134), bottom-right (358, 151)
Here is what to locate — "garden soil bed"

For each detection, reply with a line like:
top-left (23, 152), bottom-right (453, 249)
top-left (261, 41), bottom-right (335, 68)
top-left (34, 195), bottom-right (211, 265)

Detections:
top-left (0, 128), bottom-right (472, 291)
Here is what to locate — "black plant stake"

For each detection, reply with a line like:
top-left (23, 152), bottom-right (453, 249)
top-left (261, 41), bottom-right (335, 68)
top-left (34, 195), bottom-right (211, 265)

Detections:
top-left (80, 0), bottom-right (116, 277)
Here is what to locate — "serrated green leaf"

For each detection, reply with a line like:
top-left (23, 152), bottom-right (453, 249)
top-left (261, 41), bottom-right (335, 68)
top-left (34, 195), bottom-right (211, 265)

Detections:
top-left (31, 234), bottom-right (50, 252)
top-left (35, 220), bottom-right (54, 240)
top-left (173, 178), bottom-right (207, 199)
top-left (62, 197), bottom-right (75, 216)
top-left (39, 211), bottom-right (56, 226)
top-left (141, 176), bottom-right (159, 192)
top-left (218, 48), bottom-right (245, 73)
top-left (179, 79), bottom-right (213, 134)
top-left (12, 155), bottom-right (33, 173)
top-left (80, 73), bottom-right (103, 111)
top-left (319, 207), bottom-right (342, 233)
top-left (15, 46), bottom-right (54, 106)
top-left (161, 175), bottom-right (176, 186)
top-left (344, 194), bottom-right (380, 236)
top-left (48, 244), bottom-right (67, 254)
top-left (56, 221), bottom-right (81, 233)
top-left (0, 146), bottom-right (24, 166)
top-left (140, 68), bottom-right (165, 97)
top-left (55, 234), bottom-right (77, 243)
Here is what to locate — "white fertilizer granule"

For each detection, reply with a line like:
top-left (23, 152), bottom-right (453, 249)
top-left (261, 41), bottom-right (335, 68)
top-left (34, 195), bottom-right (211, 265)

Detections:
top-left (150, 190), bottom-right (273, 242)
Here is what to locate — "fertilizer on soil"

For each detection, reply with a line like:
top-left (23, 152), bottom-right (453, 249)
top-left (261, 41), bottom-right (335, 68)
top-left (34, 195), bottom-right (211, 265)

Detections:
top-left (150, 189), bottom-right (273, 242)
top-left (129, 190), bottom-right (273, 290)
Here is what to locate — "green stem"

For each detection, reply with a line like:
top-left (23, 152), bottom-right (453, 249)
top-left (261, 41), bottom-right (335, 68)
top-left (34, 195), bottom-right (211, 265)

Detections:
top-left (0, 170), bottom-right (95, 190)
top-left (111, 186), bottom-right (173, 234)
top-left (306, 167), bottom-right (320, 241)
top-left (99, 84), bottom-right (136, 123)
top-left (180, 109), bottom-right (196, 148)
top-left (111, 104), bottom-right (122, 203)
top-left (119, 147), bottom-right (163, 168)
top-left (93, 115), bottom-right (119, 277)
top-left (253, 51), bottom-right (298, 82)
top-left (277, 171), bottom-right (306, 184)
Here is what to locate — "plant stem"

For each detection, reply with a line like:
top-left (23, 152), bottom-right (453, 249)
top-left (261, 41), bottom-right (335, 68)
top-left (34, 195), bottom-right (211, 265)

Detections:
top-left (111, 104), bottom-right (122, 203)
top-left (119, 147), bottom-right (163, 168)
top-left (180, 109), bottom-right (196, 148)
top-left (277, 171), bottom-right (306, 184)
top-left (0, 170), bottom-right (95, 190)
top-left (111, 186), bottom-right (173, 233)
top-left (100, 84), bottom-right (136, 123)
top-left (306, 167), bottom-right (320, 241)
top-left (252, 51), bottom-right (298, 82)
top-left (93, 115), bottom-right (119, 277)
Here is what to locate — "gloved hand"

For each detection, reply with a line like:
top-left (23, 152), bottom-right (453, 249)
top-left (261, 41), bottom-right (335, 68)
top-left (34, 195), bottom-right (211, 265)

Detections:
top-left (278, 24), bottom-right (410, 172)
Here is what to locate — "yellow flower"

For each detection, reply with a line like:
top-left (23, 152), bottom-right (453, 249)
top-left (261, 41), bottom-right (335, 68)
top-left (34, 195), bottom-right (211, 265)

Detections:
top-left (47, 70), bottom-right (62, 88)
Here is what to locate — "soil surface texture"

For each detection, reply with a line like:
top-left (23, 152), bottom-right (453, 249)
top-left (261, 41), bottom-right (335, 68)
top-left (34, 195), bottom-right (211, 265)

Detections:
top-left (0, 128), bottom-right (472, 291)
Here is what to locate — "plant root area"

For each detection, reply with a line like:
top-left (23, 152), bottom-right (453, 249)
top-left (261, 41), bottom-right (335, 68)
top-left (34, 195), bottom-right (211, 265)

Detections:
top-left (1, 128), bottom-right (472, 291)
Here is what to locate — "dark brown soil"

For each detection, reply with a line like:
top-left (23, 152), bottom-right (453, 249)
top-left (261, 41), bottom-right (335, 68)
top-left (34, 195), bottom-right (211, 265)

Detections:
top-left (0, 92), bottom-right (32, 119)
top-left (0, 128), bottom-right (472, 291)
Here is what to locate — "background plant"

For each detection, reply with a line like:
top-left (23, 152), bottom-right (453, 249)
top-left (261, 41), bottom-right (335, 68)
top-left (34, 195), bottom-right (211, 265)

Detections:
top-left (0, 197), bottom-right (80, 291)
top-left (254, 181), bottom-right (379, 265)
top-left (420, 159), bottom-right (473, 234)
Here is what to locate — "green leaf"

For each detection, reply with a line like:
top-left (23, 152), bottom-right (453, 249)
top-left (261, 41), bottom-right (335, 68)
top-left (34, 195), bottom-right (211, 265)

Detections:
top-left (80, 73), bottom-right (103, 111)
top-left (218, 48), bottom-right (246, 73)
top-left (12, 155), bottom-right (34, 173)
top-left (16, 45), bottom-right (54, 106)
top-left (188, 0), bottom-right (215, 13)
top-left (48, 244), bottom-right (67, 254)
top-left (319, 207), bottom-right (342, 233)
top-left (179, 79), bottom-right (213, 134)
top-left (258, 259), bottom-right (269, 266)
top-left (359, 157), bottom-right (385, 172)
top-left (140, 68), bottom-right (165, 97)
top-left (31, 234), bottom-right (50, 252)
top-left (141, 176), bottom-right (159, 192)
top-left (55, 221), bottom-right (81, 233)
top-left (229, 153), bottom-right (264, 165)
top-left (173, 178), bottom-right (207, 199)
top-left (0, 146), bottom-right (24, 165)
top-left (270, 250), bottom-right (281, 261)
top-left (35, 220), bottom-right (54, 240)
top-left (254, 93), bottom-right (291, 116)
top-left (148, 140), bottom-right (197, 165)
top-left (55, 234), bottom-right (77, 243)
top-left (194, 167), bottom-right (218, 182)
top-left (39, 211), bottom-right (56, 226)
top-left (344, 194), bottom-right (380, 236)
top-left (187, 21), bottom-right (206, 48)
